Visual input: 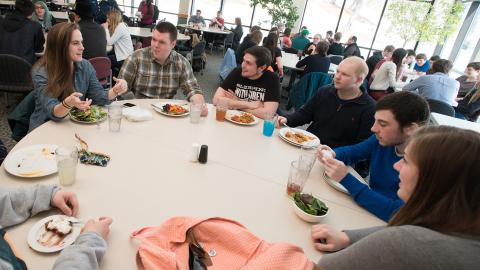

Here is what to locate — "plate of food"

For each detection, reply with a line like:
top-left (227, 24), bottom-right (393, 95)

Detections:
top-left (278, 127), bottom-right (320, 147)
top-left (69, 106), bottom-right (107, 124)
top-left (225, 110), bottom-right (258, 125)
top-left (27, 215), bottom-right (82, 253)
top-left (3, 144), bottom-right (58, 178)
top-left (322, 166), bottom-right (369, 194)
top-left (152, 102), bottom-right (189, 117)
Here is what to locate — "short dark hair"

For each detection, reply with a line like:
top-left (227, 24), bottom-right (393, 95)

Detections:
top-left (155, 21), bottom-right (177, 41)
top-left (384, 45), bottom-right (395, 54)
top-left (284, 28), bottom-right (291, 36)
top-left (244, 46), bottom-right (272, 69)
top-left (376, 91), bottom-right (430, 129)
top-left (430, 55), bottom-right (440, 62)
top-left (15, 0), bottom-right (34, 17)
top-left (250, 30), bottom-right (263, 44)
top-left (406, 49), bottom-right (416, 57)
top-left (326, 30), bottom-right (333, 36)
top-left (315, 41), bottom-right (329, 57)
top-left (416, 53), bottom-right (427, 60)
top-left (334, 32), bottom-right (342, 41)
top-left (350, 36), bottom-right (357, 43)
top-left (196, 9), bottom-right (201, 13)
top-left (467, 62), bottom-right (480, 71)
top-left (250, 25), bottom-right (261, 32)
top-left (431, 59), bottom-right (453, 74)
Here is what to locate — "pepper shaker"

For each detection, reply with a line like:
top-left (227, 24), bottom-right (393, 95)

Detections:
top-left (198, 145), bottom-right (208, 164)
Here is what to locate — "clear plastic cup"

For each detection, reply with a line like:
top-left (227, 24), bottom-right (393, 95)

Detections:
top-left (108, 103), bottom-right (123, 132)
top-left (55, 146), bottom-right (78, 186)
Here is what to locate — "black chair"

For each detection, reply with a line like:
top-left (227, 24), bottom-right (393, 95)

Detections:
top-left (191, 41), bottom-right (206, 75)
top-left (427, 99), bottom-right (455, 117)
top-left (0, 54), bottom-right (33, 107)
top-left (328, 54), bottom-right (344, 65)
top-left (223, 32), bottom-right (235, 53)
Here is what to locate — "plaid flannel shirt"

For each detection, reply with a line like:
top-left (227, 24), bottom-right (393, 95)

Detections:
top-left (118, 47), bottom-right (203, 100)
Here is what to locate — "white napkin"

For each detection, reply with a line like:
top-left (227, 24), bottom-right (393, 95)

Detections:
top-left (122, 106), bottom-right (153, 122)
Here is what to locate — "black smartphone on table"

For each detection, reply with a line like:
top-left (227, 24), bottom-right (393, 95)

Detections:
top-left (123, 103), bottom-right (136, 107)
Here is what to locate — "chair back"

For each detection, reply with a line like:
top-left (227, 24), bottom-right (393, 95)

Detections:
top-left (192, 41), bottom-right (206, 56)
top-left (283, 47), bottom-right (298, 54)
top-left (328, 54), bottom-right (343, 65)
top-left (224, 32), bottom-right (235, 47)
top-left (88, 57), bottom-right (112, 88)
top-left (0, 54), bottom-right (33, 93)
top-left (427, 99), bottom-right (454, 117)
top-left (289, 72), bottom-right (333, 111)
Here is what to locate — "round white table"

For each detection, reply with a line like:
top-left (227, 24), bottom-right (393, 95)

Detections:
top-left (127, 27), bottom-right (190, 40)
top-left (178, 24), bottom-right (231, 35)
top-left (0, 99), bottom-right (384, 269)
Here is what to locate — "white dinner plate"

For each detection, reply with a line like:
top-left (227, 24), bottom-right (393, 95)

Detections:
top-left (225, 110), bottom-right (259, 126)
top-left (278, 127), bottom-right (320, 147)
top-left (322, 166), bottom-right (369, 194)
top-left (152, 102), bottom-right (190, 117)
top-left (27, 215), bottom-right (82, 253)
top-left (69, 106), bottom-right (107, 124)
top-left (3, 144), bottom-right (58, 178)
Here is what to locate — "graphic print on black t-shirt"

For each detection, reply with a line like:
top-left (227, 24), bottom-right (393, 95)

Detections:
top-left (234, 83), bottom-right (267, 101)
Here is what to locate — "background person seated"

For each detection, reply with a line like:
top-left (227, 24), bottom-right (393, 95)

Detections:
top-left (313, 126), bottom-right (480, 270)
top-left (403, 59), bottom-right (460, 107)
top-left (72, 0), bottom-right (107, 59)
top-left (316, 91), bottom-right (430, 221)
top-left (328, 32), bottom-right (343, 56)
top-left (0, 0), bottom-right (45, 65)
top-left (455, 81), bottom-right (480, 122)
top-left (369, 48), bottom-right (407, 100)
top-left (235, 29), bottom-right (262, 65)
top-left (296, 41), bottom-right (331, 76)
top-left (343, 36), bottom-right (361, 58)
top-left (31, 0), bottom-right (56, 32)
top-left (366, 45), bottom-right (395, 82)
top-left (303, 34), bottom-right (322, 56)
top-left (413, 53), bottom-right (430, 74)
top-left (137, 0), bottom-right (156, 27)
top-left (456, 62), bottom-right (480, 98)
top-left (188, 9), bottom-right (205, 27)
top-left (278, 56), bottom-right (375, 149)
top-left (281, 28), bottom-right (292, 49)
top-left (213, 46), bottom-right (280, 119)
top-left (291, 29), bottom-right (310, 52)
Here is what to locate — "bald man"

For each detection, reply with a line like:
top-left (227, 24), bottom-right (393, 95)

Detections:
top-left (277, 57), bottom-right (375, 148)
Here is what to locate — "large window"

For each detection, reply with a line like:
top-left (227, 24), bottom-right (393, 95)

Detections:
top-left (452, 7), bottom-right (480, 73)
top-left (302, 0), bottom-right (341, 41)
top-left (251, 4), bottom-right (272, 29)
top-left (440, 2), bottom-right (472, 59)
top-left (372, 0), bottom-right (430, 51)
top-left (191, 0), bottom-right (221, 22)
top-left (222, 0), bottom-right (254, 26)
top-left (336, 0), bottom-right (384, 49)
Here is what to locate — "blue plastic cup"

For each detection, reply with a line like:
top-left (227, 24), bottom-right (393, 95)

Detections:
top-left (262, 113), bottom-right (277, 137)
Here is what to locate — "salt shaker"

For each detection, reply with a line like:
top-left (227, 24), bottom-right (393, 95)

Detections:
top-left (198, 145), bottom-right (208, 164)
top-left (191, 143), bottom-right (200, 162)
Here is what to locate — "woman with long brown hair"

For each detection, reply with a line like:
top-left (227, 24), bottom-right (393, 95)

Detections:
top-left (312, 126), bottom-right (480, 269)
top-left (29, 22), bottom-right (127, 131)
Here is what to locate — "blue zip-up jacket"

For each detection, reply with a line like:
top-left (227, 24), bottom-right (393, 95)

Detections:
top-left (334, 135), bottom-right (404, 221)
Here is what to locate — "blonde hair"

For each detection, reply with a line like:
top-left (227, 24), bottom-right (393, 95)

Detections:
top-left (107, 9), bottom-right (123, 36)
top-left (468, 83), bottom-right (480, 104)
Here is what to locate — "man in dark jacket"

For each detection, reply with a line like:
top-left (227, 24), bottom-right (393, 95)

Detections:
top-left (235, 29), bottom-right (262, 65)
top-left (73, 0), bottom-right (107, 59)
top-left (327, 31), bottom-right (343, 56)
top-left (343, 36), bottom-right (362, 59)
top-left (0, 0), bottom-right (45, 65)
top-left (278, 56), bottom-right (375, 148)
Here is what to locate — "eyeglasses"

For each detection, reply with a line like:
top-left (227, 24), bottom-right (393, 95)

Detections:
top-left (187, 229), bottom-right (212, 270)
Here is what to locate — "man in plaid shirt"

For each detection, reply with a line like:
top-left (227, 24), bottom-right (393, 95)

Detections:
top-left (119, 21), bottom-right (207, 115)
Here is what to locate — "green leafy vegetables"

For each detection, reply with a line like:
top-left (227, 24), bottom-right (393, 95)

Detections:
top-left (293, 192), bottom-right (328, 216)
top-left (70, 106), bottom-right (107, 122)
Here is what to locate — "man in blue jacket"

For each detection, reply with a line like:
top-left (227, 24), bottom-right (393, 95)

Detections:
top-left (278, 56), bottom-right (375, 148)
top-left (317, 91), bottom-right (430, 221)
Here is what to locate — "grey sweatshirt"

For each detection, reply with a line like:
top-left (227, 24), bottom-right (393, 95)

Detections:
top-left (318, 225), bottom-right (480, 270)
top-left (0, 185), bottom-right (107, 270)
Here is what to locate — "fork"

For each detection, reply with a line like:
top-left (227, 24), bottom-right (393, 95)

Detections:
top-left (282, 122), bottom-right (294, 133)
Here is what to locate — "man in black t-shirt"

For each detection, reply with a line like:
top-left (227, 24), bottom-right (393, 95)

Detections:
top-left (213, 46), bottom-right (280, 119)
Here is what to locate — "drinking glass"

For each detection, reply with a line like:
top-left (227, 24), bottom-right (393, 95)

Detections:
top-left (215, 98), bottom-right (229, 122)
top-left (263, 112), bottom-right (277, 137)
top-left (108, 103), bottom-right (123, 132)
top-left (286, 160), bottom-right (309, 197)
top-left (190, 103), bottom-right (202, 124)
top-left (299, 145), bottom-right (318, 175)
top-left (55, 146), bottom-right (78, 186)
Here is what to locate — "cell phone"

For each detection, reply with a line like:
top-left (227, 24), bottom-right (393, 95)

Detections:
top-left (123, 103), bottom-right (136, 107)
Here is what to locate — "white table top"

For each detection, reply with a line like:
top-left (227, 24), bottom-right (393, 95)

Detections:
top-left (431, 112), bottom-right (480, 133)
top-left (51, 11), bottom-right (69, 20)
top-left (282, 52), bottom-right (337, 74)
top-left (127, 27), bottom-right (189, 41)
top-left (178, 24), bottom-right (231, 35)
top-left (0, 100), bottom-right (384, 269)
